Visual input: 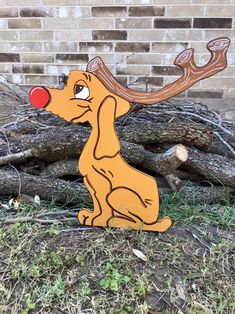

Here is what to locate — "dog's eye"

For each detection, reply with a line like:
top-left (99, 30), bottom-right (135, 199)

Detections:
top-left (74, 84), bottom-right (89, 99)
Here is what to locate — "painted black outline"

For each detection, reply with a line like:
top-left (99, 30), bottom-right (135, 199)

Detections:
top-left (94, 95), bottom-right (121, 160)
top-left (90, 165), bottom-right (114, 226)
top-left (108, 170), bottom-right (114, 178)
top-left (83, 73), bottom-right (89, 80)
top-left (70, 108), bottom-right (91, 123)
top-left (85, 175), bottom-right (104, 226)
top-left (91, 165), bottom-right (143, 226)
top-left (106, 186), bottom-right (149, 225)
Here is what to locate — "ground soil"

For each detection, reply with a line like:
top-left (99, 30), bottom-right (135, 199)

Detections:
top-left (0, 196), bottom-right (234, 314)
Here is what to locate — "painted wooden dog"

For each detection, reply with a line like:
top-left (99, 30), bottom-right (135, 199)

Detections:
top-left (29, 37), bottom-right (230, 232)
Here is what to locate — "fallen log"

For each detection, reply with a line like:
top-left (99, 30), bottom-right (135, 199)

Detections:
top-left (178, 185), bottom-right (234, 204)
top-left (142, 144), bottom-right (188, 175)
top-left (0, 168), bottom-right (233, 205)
top-left (41, 159), bottom-right (79, 178)
top-left (0, 128), bottom-right (234, 192)
top-left (185, 148), bottom-right (235, 187)
top-left (128, 102), bottom-right (235, 158)
top-left (175, 169), bottom-right (204, 182)
top-left (0, 80), bottom-right (234, 205)
top-left (120, 121), bottom-right (213, 149)
top-left (40, 143), bottom-right (188, 191)
top-left (5, 125), bottom-right (86, 162)
top-left (2, 120), bottom-right (213, 162)
top-left (142, 144), bottom-right (188, 191)
top-left (0, 168), bottom-right (89, 203)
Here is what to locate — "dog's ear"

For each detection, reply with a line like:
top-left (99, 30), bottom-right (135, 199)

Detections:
top-left (94, 96), bottom-right (120, 160)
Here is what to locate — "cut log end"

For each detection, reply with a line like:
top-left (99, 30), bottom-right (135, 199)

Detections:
top-left (174, 48), bottom-right (194, 66)
top-left (207, 37), bottom-right (230, 52)
top-left (87, 56), bottom-right (102, 72)
top-left (176, 144), bottom-right (188, 162)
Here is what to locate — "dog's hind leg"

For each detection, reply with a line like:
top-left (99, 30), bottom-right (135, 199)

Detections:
top-left (107, 216), bottom-right (143, 230)
top-left (108, 216), bottom-right (172, 232)
top-left (106, 187), bottom-right (172, 232)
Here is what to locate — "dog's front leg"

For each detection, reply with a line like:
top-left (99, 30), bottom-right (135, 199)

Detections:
top-left (78, 173), bottom-right (113, 227)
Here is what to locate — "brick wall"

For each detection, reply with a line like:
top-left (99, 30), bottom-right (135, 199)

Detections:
top-left (0, 0), bottom-right (234, 119)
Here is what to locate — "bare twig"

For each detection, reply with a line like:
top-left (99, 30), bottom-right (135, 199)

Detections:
top-left (57, 227), bottom-right (94, 232)
top-left (9, 165), bottom-right (22, 197)
top-left (186, 227), bottom-right (211, 250)
top-left (36, 210), bottom-right (78, 218)
top-left (214, 131), bottom-right (235, 158)
top-left (145, 109), bottom-right (232, 135)
top-left (109, 52), bottom-right (135, 71)
top-left (0, 119), bottom-right (25, 130)
top-left (0, 216), bottom-right (77, 225)
top-left (0, 208), bottom-right (82, 225)
top-left (0, 148), bottom-right (34, 166)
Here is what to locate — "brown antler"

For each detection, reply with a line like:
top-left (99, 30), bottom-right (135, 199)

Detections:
top-left (87, 37), bottom-right (230, 104)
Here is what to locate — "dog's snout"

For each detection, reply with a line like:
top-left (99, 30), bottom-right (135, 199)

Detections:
top-left (29, 86), bottom-right (51, 108)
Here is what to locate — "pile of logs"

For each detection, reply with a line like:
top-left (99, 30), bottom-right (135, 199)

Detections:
top-left (0, 79), bottom-right (234, 205)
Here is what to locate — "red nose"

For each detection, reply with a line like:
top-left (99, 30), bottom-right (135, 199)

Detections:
top-left (29, 86), bottom-right (50, 108)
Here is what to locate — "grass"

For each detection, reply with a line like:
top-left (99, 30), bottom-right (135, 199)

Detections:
top-left (160, 192), bottom-right (235, 227)
top-left (0, 194), bottom-right (234, 313)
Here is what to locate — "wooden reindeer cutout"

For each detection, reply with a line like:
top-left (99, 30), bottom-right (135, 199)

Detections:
top-left (29, 37), bottom-right (230, 232)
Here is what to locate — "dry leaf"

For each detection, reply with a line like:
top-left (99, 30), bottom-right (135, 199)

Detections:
top-left (9, 198), bottom-right (14, 207)
top-left (132, 249), bottom-right (147, 261)
top-left (13, 200), bottom-right (19, 210)
top-left (34, 195), bottom-right (40, 205)
top-left (175, 282), bottom-right (186, 300)
top-left (1, 204), bottom-right (10, 210)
